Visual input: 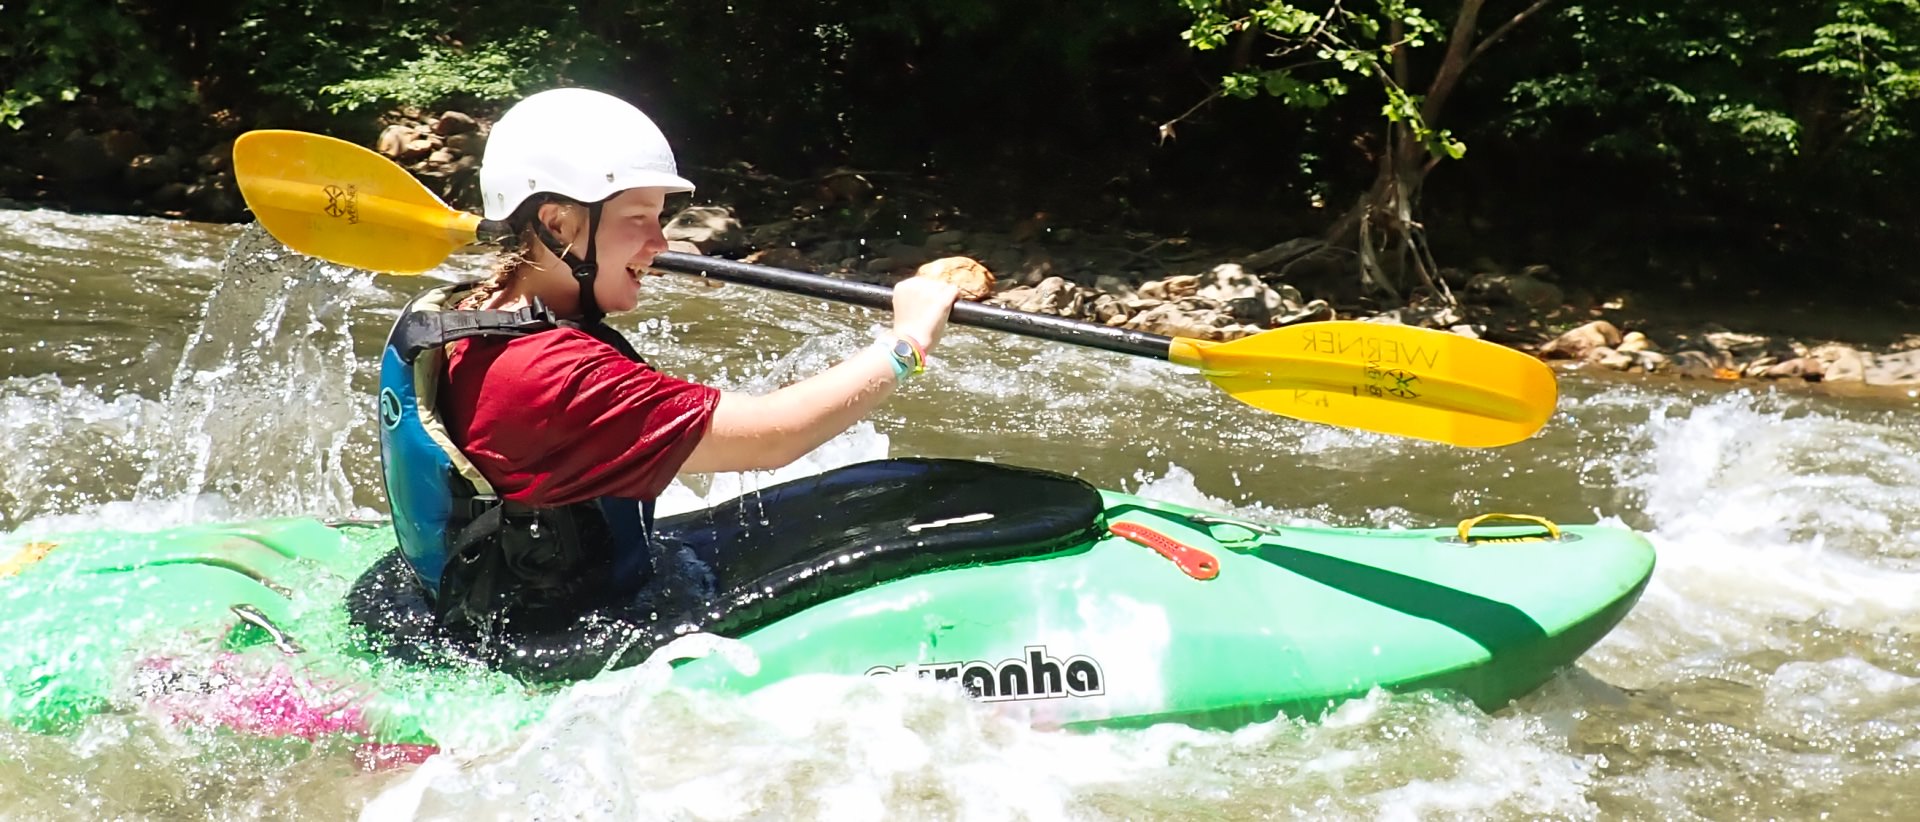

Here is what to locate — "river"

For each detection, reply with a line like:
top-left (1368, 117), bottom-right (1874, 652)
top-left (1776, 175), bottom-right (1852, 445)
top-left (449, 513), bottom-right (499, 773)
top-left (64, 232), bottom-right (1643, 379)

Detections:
top-left (1, 208), bottom-right (1916, 820)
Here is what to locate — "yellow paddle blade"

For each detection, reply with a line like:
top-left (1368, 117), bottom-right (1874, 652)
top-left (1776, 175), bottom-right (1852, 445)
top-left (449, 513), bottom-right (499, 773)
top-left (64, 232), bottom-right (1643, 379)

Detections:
top-left (231, 129), bottom-right (481, 273)
top-left (1169, 321), bottom-right (1558, 447)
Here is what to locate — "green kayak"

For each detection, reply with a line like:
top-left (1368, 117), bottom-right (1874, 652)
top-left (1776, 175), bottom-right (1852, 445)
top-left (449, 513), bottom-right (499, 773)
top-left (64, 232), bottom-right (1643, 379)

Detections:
top-left (0, 458), bottom-right (1653, 755)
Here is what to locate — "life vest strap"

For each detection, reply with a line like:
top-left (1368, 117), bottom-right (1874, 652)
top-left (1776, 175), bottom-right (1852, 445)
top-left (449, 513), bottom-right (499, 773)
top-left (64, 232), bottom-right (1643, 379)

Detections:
top-left (391, 298), bottom-right (561, 363)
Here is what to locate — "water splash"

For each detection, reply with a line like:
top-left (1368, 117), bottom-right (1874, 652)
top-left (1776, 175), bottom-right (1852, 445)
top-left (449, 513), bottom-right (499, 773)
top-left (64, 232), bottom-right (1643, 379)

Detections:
top-left (132, 224), bottom-right (378, 522)
top-left (0, 375), bottom-right (154, 528)
top-left (361, 676), bottom-right (1600, 821)
top-left (1559, 387), bottom-right (1920, 817)
top-left (1593, 390), bottom-right (1920, 672)
top-left (1, 223), bottom-right (381, 529)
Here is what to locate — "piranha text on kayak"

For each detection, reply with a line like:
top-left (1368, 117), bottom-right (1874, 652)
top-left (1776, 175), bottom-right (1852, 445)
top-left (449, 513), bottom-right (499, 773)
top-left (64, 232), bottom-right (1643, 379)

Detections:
top-left (866, 645), bottom-right (1105, 703)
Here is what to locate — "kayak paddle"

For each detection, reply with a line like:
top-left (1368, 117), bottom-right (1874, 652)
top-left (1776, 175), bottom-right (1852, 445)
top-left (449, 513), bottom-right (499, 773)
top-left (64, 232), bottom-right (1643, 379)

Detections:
top-left (232, 129), bottom-right (1558, 447)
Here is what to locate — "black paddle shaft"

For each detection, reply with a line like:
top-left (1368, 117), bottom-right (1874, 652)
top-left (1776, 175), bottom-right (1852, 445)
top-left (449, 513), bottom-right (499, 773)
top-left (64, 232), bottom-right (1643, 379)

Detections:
top-left (650, 251), bottom-right (1177, 361)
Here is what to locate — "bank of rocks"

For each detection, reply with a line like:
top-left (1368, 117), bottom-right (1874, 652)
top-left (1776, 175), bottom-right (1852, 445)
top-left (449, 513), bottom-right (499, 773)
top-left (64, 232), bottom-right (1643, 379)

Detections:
top-left (0, 106), bottom-right (486, 223)
top-left (0, 113), bottom-right (247, 221)
top-left (666, 204), bottom-right (1920, 390)
top-left (665, 204), bottom-right (1345, 341)
top-left (368, 109), bottom-right (486, 205)
top-left (1537, 320), bottom-right (1920, 389)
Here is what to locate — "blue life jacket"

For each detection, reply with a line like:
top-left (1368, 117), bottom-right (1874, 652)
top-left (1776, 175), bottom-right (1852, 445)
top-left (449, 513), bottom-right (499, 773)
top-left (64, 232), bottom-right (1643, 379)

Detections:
top-left (377, 283), bottom-right (656, 630)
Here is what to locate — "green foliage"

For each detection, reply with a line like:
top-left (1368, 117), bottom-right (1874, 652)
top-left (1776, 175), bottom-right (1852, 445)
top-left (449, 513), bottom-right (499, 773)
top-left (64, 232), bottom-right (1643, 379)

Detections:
top-left (0, 0), bottom-right (185, 128)
top-left (1384, 85), bottom-right (1467, 160)
top-left (212, 0), bottom-right (605, 116)
top-left (318, 30), bottom-right (567, 114)
top-left (1, 0), bottom-right (606, 128)
top-left (1482, 1), bottom-right (1920, 293)
top-left (1174, 1), bottom-right (1462, 176)
top-left (1508, 2), bottom-right (1920, 162)
top-left (1781, 0), bottom-right (1920, 146)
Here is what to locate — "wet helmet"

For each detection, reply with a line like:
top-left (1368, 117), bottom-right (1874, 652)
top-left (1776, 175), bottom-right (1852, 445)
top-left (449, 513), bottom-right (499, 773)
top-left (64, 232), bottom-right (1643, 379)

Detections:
top-left (480, 87), bottom-right (694, 220)
top-left (477, 88), bottom-right (695, 320)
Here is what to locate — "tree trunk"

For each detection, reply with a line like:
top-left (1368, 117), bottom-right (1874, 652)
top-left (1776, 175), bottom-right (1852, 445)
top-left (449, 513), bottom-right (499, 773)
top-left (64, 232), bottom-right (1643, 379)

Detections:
top-left (1312, 0), bottom-right (1557, 307)
top-left (1323, 126), bottom-right (1446, 304)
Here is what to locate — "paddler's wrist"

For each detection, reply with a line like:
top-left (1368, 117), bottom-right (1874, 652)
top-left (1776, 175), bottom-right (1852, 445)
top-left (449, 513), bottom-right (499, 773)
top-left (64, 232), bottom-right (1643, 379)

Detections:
top-left (873, 330), bottom-right (928, 383)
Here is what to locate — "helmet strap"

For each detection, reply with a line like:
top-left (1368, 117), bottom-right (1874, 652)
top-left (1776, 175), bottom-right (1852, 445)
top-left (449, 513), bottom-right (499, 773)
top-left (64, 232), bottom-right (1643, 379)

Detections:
top-left (530, 199), bottom-right (608, 323)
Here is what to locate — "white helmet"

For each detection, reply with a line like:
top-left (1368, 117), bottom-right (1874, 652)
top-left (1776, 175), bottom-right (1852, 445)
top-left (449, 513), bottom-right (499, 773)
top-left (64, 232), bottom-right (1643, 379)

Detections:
top-left (479, 88), bottom-right (695, 221)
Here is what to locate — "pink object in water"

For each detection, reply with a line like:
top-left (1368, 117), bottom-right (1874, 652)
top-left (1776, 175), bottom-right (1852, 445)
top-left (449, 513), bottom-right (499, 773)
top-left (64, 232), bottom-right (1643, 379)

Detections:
top-left (136, 654), bottom-right (368, 740)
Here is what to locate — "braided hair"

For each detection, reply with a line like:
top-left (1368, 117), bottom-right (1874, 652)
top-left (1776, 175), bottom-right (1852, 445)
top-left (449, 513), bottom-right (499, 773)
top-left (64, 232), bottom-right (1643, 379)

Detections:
top-left (454, 196), bottom-right (555, 311)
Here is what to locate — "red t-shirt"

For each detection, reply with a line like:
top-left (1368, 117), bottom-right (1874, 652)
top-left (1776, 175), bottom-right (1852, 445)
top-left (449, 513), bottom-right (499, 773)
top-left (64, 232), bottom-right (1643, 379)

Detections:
top-left (440, 328), bottom-right (721, 506)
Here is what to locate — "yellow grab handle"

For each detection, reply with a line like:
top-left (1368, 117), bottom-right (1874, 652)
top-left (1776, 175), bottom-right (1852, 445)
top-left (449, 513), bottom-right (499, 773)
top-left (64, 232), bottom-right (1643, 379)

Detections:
top-left (1456, 513), bottom-right (1561, 544)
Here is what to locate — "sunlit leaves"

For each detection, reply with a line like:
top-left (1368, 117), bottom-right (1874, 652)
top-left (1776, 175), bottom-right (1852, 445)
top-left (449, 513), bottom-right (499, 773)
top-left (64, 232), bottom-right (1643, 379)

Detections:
top-left (1707, 103), bottom-right (1801, 150)
top-left (1779, 0), bottom-right (1920, 145)
top-left (1175, 0), bottom-right (1465, 165)
top-left (0, 0), bottom-right (185, 128)
top-left (1265, 71), bottom-right (1340, 107)
top-left (318, 30), bottom-right (558, 114)
top-left (1510, 0), bottom-right (1920, 161)
top-left (1, 0), bottom-right (609, 127)
top-left (1382, 84), bottom-right (1464, 158)
top-left (1253, 5), bottom-right (1324, 35)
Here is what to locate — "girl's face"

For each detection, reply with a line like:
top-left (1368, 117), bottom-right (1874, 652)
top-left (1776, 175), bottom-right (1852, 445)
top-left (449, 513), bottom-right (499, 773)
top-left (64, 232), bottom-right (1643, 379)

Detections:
top-left (587, 187), bottom-right (671, 314)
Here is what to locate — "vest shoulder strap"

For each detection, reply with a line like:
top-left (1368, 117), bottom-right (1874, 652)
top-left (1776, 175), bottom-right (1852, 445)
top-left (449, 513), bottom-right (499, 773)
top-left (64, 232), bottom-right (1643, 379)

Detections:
top-left (393, 297), bottom-right (562, 364)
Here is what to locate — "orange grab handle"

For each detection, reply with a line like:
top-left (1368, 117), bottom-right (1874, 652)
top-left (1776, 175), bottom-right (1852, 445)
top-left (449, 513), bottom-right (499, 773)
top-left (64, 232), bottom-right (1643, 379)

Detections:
top-left (1109, 522), bottom-right (1220, 580)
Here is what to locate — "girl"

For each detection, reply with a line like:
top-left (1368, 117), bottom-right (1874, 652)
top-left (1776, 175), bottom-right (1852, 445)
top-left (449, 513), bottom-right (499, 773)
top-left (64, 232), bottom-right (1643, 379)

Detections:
top-left (375, 87), bottom-right (960, 630)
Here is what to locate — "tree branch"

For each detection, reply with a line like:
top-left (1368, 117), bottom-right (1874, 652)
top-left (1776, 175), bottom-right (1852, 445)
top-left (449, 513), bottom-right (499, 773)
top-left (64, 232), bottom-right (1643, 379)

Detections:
top-left (1155, 86), bottom-right (1229, 143)
top-left (1466, 0), bottom-right (1557, 66)
top-left (1263, 2), bottom-right (1347, 63)
top-left (1423, 0), bottom-right (1558, 124)
top-left (1421, 0), bottom-right (1487, 123)
top-left (1391, 17), bottom-right (1410, 91)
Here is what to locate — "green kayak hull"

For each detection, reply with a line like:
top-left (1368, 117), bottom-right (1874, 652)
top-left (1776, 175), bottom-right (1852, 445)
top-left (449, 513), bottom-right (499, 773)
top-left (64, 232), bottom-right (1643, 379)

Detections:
top-left (0, 487), bottom-right (1653, 748)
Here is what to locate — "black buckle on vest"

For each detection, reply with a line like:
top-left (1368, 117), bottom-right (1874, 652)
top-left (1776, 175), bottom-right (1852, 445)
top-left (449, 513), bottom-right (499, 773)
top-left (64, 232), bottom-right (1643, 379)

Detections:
top-left (457, 493), bottom-right (540, 525)
top-left (462, 494), bottom-right (501, 522)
